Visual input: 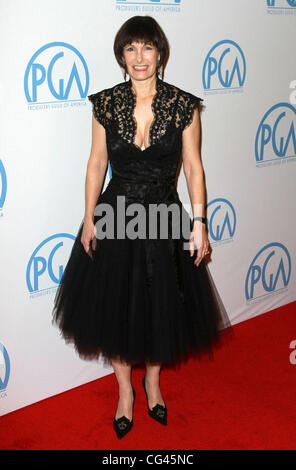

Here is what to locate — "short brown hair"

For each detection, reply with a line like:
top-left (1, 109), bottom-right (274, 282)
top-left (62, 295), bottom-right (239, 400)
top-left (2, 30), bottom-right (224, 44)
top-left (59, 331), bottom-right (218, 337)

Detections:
top-left (113, 15), bottom-right (170, 79)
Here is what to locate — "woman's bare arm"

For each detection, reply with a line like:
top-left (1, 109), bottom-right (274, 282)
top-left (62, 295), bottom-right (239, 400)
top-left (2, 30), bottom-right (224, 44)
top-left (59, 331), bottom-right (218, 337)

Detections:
top-left (182, 107), bottom-right (209, 265)
top-left (84, 114), bottom-right (108, 223)
top-left (182, 107), bottom-right (205, 219)
top-left (81, 115), bottom-right (108, 256)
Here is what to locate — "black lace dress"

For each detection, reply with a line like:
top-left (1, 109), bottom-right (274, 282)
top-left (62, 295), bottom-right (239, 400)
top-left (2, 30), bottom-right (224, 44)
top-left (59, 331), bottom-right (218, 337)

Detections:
top-left (52, 75), bottom-right (233, 366)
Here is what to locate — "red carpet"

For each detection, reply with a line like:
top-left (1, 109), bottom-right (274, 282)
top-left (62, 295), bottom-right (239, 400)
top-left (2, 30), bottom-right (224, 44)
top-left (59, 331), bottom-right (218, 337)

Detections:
top-left (1, 301), bottom-right (295, 450)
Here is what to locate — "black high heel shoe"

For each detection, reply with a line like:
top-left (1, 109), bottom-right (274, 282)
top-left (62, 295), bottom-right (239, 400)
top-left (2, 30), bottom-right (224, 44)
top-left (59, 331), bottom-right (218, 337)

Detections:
top-left (113, 385), bottom-right (136, 439)
top-left (142, 374), bottom-right (167, 425)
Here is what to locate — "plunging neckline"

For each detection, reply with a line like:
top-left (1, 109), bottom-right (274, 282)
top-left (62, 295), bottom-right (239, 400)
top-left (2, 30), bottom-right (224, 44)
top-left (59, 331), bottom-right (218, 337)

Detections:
top-left (127, 75), bottom-right (160, 152)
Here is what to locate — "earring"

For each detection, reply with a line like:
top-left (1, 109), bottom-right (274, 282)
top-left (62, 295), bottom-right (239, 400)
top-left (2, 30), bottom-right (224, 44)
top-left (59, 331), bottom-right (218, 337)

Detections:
top-left (156, 58), bottom-right (163, 78)
top-left (156, 63), bottom-right (162, 78)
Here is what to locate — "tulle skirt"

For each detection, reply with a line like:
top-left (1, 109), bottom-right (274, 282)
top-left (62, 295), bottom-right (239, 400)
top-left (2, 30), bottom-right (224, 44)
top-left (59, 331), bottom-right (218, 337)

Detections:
top-left (52, 205), bottom-right (233, 366)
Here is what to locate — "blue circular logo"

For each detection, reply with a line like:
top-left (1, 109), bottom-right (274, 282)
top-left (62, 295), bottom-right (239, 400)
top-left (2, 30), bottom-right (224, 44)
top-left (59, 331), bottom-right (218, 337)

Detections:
top-left (0, 160), bottom-right (7, 212)
top-left (0, 343), bottom-right (10, 392)
top-left (245, 242), bottom-right (291, 301)
top-left (207, 198), bottom-right (236, 243)
top-left (26, 233), bottom-right (76, 293)
top-left (24, 42), bottom-right (89, 102)
top-left (255, 102), bottom-right (296, 163)
top-left (203, 39), bottom-right (246, 91)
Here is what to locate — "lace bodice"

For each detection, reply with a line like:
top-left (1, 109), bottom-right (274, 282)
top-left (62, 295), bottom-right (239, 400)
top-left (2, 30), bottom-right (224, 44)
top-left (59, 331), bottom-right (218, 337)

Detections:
top-left (88, 75), bottom-right (203, 151)
top-left (87, 77), bottom-right (204, 294)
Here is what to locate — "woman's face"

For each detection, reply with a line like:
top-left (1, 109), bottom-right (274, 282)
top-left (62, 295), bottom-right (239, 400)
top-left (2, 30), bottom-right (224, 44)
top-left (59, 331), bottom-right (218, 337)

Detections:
top-left (122, 41), bottom-right (160, 81)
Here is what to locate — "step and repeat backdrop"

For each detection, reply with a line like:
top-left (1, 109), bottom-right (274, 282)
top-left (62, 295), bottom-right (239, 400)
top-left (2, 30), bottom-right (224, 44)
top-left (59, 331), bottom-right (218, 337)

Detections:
top-left (1, 0), bottom-right (295, 416)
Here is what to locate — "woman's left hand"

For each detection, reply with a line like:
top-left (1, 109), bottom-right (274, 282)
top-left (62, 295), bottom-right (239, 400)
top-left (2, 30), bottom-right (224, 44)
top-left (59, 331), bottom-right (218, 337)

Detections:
top-left (189, 221), bottom-right (210, 267)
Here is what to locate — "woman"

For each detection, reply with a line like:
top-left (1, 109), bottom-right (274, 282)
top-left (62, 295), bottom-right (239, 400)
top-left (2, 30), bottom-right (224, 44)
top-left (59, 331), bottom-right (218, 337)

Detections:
top-left (52, 15), bottom-right (233, 440)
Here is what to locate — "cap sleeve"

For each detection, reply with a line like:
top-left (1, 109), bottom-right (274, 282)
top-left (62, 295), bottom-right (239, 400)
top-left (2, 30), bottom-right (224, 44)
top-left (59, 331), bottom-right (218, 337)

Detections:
top-left (180, 92), bottom-right (204, 131)
top-left (87, 89), bottom-right (111, 128)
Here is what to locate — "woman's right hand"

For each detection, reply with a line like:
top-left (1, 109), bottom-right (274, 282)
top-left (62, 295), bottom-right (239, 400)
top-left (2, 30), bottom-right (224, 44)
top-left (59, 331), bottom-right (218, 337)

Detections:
top-left (81, 218), bottom-right (97, 258)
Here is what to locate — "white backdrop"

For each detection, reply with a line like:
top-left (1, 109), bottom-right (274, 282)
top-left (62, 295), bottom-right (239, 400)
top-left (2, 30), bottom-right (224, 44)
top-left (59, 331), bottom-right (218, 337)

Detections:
top-left (1, 0), bottom-right (295, 416)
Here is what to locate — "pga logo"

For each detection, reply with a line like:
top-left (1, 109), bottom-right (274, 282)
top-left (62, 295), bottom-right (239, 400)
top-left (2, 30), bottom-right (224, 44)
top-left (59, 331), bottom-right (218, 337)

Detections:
top-left (26, 233), bottom-right (75, 293)
top-left (206, 198), bottom-right (236, 244)
top-left (202, 39), bottom-right (246, 91)
top-left (255, 103), bottom-right (296, 163)
top-left (0, 159), bottom-right (7, 214)
top-left (0, 343), bottom-right (10, 393)
top-left (267, 0), bottom-right (296, 7)
top-left (245, 242), bottom-right (291, 302)
top-left (24, 42), bottom-right (89, 103)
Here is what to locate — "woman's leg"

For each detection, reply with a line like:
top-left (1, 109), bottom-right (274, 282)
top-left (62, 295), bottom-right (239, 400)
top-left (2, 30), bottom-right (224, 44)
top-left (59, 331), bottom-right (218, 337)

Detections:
top-left (111, 356), bottom-right (134, 420)
top-left (145, 362), bottom-right (166, 409)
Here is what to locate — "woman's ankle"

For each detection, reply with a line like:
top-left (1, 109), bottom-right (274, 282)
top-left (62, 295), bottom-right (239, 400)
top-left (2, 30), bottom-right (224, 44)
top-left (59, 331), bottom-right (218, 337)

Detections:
top-left (118, 383), bottom-right (133, 395)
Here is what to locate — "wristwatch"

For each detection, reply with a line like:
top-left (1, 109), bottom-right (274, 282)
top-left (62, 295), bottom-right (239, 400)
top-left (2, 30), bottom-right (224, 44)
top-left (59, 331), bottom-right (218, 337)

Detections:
top-left (192, 217), bottom-right (207, 224)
